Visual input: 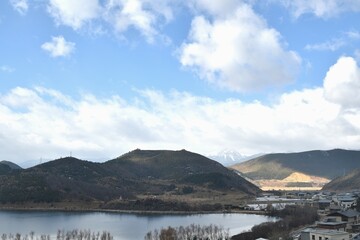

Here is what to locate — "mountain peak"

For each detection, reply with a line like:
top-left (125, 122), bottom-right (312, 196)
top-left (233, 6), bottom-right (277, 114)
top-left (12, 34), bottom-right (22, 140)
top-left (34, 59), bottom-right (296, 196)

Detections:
top-left (0, 160), bottom-right (22, 170)
top-left (208, 149), bottom-right (247, 166)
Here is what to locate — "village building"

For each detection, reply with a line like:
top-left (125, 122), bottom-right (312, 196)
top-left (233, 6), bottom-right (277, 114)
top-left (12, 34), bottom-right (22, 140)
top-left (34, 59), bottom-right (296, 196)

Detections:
top-left (300, 228), bottom-right (350, 240)
top-left (316, 217), bottom-right (347, 231)
top-left (327, 210), bottom-right (360, 232)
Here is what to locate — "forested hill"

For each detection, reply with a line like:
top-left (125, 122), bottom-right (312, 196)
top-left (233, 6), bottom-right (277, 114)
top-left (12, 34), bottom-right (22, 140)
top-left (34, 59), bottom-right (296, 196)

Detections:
top-left (0, 149), bottom-right (260, 207)
top-left (104, 149), bottom-right (259, 194)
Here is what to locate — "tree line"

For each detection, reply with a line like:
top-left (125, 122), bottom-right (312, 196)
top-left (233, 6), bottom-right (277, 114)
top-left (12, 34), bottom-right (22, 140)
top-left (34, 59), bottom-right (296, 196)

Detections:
top-left (144, 224), bottom-right (230, 240)
top-left (1, 230), bottom-right (113, 240)
top-left (231, 205), bottom-right (319, 240)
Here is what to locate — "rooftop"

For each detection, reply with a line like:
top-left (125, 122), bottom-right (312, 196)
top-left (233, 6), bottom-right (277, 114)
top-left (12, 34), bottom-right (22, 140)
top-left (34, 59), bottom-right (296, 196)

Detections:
top-left (328, 209), bottom-right (360, 218)
top-left (317, 221), bottom-right (347, 226)
top-left (302, 228), bottom-right (349, 236)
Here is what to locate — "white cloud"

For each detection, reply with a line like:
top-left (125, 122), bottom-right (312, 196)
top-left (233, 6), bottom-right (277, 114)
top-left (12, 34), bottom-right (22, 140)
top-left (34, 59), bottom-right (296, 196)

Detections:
top-left (0, 65), bottom-right (15, 73)
top-left (104, 0), bottom-right (156, 42)
top-left (274, 0), bottom-right (360, 18)
top-left (305, 31), bottom-right (360, 52)
top-left (346, 31), bottom-right (360, 40)
top-left (179, 3), bottom-right (301, 92)
top-left (104, 0), bottom-right (175, 43)
top-left (2, 57), bottom-right (360, 163)
top-left (10, 0), bottom-right (28, 15)
top-left (187, 0), bottom-right (240, 16)
top-left (46, 0), bottom-right (174, 43)
top-left (41, 36), bottom-right (75, 58)
top-left (47, 0), bottom-right (100, 30)
top-left (324, 56), bottom-right (360, 109)
top-left (305, 38), bottom-right (345, 52)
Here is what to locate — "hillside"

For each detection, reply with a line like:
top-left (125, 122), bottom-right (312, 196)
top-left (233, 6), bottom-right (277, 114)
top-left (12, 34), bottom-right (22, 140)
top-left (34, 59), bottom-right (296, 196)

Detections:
top-left (0, 150), bottom-right (260, 210)
top-left (104, 149), bottom-right (259, 194)
top-left (0, 161), bottom-right (22, 175)
top-left (230, 149), bottom-right (360, 190)
top-left (0, 164), bottom-right (12, 175)
top-left (322, 168), bottom-right (360, 191)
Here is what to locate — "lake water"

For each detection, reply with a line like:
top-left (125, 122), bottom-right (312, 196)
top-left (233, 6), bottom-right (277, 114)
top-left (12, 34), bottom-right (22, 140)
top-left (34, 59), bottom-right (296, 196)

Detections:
top-left (0, 211), bottom-right (274, 239)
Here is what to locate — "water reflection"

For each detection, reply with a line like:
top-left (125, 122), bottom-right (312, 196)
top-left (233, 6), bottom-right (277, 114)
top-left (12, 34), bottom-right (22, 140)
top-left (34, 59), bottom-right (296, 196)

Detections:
top-left (0, 211), bottom-right (274, 239)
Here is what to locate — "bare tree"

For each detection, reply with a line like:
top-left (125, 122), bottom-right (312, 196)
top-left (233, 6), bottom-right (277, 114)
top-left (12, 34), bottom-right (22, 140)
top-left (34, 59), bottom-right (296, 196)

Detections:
top-left (145, 224), bottom-right (230, 240)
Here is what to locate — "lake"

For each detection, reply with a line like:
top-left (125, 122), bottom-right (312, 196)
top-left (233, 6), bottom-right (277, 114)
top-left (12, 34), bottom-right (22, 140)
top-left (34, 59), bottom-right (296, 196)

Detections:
top-left (0, 210), bottom-right (274, 239)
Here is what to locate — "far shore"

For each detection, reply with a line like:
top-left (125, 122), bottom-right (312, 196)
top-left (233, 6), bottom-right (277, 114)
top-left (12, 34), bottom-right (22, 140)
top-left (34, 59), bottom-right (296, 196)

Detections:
top-left (0, 205), bottom-right (267, 215)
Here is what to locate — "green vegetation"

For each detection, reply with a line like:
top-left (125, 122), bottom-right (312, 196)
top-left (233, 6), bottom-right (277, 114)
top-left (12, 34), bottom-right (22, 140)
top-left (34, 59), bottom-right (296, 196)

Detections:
top-left (231, 205), bottom-right (319, 240)
top-left (103, 198), bottom-right (224, 212)
top-left (144, 224), bottom-right (229, 240)
top-left (0, 173), bottom-right (60, 203)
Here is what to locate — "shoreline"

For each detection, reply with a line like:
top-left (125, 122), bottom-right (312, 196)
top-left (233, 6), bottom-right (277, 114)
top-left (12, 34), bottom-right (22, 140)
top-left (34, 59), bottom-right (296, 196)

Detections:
top-left (0, 205), bottom-right (267, 215)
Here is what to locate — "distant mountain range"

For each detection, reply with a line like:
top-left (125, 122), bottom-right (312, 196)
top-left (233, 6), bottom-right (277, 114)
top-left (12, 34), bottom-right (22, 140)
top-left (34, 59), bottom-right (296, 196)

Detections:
top-left (230, 149), bottom-right (360, 190)
top-left (3, 148), bottom-right (359, 202)
top-left (0, 149), bottom-right (259, 208)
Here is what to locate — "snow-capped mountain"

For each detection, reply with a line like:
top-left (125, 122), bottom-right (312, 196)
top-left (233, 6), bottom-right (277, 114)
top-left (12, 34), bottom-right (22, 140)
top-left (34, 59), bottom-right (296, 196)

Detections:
top-left (208, 149), bottom-right (264, 166)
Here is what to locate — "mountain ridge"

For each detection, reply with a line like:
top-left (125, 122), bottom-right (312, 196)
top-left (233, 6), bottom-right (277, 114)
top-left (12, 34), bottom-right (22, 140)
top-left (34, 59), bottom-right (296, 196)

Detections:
top-left (230, 149), bottom-right (360, 190)
top-left (231, 149), bottom-right (360, 180)
top-left (0, 150), bottom-right (260, 208)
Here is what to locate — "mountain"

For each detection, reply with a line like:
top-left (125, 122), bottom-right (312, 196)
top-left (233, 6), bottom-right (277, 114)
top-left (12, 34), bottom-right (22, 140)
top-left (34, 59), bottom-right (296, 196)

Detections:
top-left (208, 150), bottom-right (245, 166)
top-left (0, 161), bottom-right (22, 175)
top-left (0, 161), bottom-right (22, 170)
top-left (0, 150), bottom-right (260, 209)
top-left (0, 164), bottom-right (12, 175)
top-left (208, 150), bottom-right (264, 166)
top-left (104, 149), bottom-right (259, 194)
top-left (322, 168), bottom-right (360, 191)
top-left (230, 149), bottom-right (360, 190)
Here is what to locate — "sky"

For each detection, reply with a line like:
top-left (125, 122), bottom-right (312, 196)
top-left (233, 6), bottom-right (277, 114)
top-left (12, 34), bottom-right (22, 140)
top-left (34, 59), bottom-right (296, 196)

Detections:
top-left (1, 0), bottom-right (360, 164)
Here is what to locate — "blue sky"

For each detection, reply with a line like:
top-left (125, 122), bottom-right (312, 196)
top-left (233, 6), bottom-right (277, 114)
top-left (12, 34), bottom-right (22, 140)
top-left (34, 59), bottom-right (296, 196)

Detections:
top-left (1, 0), bottom-right (360, 164)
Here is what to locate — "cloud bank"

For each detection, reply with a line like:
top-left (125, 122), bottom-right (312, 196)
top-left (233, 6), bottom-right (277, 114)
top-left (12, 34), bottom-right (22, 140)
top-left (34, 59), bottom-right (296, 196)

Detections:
top-left (1, 56), bottom-right (360, 163)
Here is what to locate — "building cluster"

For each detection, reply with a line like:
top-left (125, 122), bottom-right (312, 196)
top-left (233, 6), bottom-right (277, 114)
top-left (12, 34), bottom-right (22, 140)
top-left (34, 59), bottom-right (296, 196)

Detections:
top-left (295, 191), bottom-right (360, 240)
top-left (299, 209), bottom-right (360, 240)
top-left (251, 191), bottom-right (360, 240)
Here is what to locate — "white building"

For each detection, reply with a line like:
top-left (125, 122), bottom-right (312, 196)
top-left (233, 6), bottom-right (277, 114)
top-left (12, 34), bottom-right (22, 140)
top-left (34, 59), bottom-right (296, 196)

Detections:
top-left (301, 228), bottom-right (350, 240)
